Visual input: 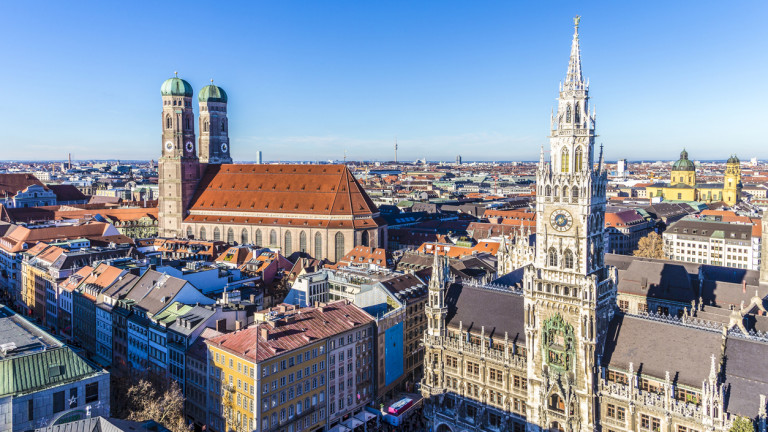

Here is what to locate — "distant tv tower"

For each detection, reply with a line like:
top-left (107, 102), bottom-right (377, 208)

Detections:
top-left (394, 137), bottom-right (398, 164)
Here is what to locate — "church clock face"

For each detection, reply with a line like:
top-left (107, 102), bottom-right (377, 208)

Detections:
top-left (221, 143), bottom-right (228, 153)
top-left (165, 141), bottom-right (174, 152)
top-left (550, 209), bottom-right (573, 232)
top-left (185, 141), bottom-right (194, 153)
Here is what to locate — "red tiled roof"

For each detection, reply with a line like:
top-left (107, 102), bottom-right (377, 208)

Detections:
top-left (417, 241), bottom-right (500, 257)
top-left (187, 164), bottom-right (379, 217)
top-left (604, 210), bottom-right (645, 228)
top-left (207, 300), bottom-right (374, 362)
top-left (60, 266), bottom-right (93, 293)
top-left (0, 173), bottom-right (45, 197)
top-left (0, 222), bottom-right (122, 253)
top-left (48, 184), bottom-right (88, 202)
top-left (336, 246), bottom-right (390, 268)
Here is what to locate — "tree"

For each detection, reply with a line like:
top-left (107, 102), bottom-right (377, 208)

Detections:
top-left (124, 379), bottom-right (189, 432)
top-left (730, 416), bottom-right (755, 432)
top-left (633, 232), bottom-right (666, 259)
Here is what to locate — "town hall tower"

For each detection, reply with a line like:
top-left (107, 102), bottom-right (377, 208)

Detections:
top-left (522, 16), bottom-right (616, 432)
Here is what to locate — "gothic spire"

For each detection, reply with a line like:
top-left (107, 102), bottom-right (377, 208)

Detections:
top-left (598, 143), bottom-right (604, 171)
top-left (565, 16), bottom-right (584, 90)
top-left (429, 249), bottom-right (445, 290)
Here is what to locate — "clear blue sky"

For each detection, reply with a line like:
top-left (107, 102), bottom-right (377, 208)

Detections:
top-left (1, 1), bottom-right (766, 162)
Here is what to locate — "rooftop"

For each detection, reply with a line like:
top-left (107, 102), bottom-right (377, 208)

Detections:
top-left (207, 300), bottom-right (374, 362)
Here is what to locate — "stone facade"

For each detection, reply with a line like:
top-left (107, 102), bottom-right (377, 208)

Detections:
top-left (419, 18), bottom-right (768, 432)
top-left (498, 227), bottom-right (535, 276)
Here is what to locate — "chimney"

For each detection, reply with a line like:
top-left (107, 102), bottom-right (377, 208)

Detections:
top-left (260, 327), bottom-right (270, 340)
top-left (743, 280), bottom-right (747, 294)
top-left (215, 319), bottom-right (226, 332)
top-left (235, 320), bottom-right (243, 331)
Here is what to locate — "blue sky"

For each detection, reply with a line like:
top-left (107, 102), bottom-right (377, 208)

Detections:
top-left (1, 1), bottom-right (766, 162)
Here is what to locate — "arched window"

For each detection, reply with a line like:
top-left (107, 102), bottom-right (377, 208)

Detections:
top-left (361, 231), bottom-right (369, 247)
top-left (299, 231), bottom-right (307, 253)
top-left (241, 228), bottom-right (249, 245)
top-left (564, 249), bottom-right (574, 269)
top-left (545, 185), bottom-right (552, 196)
top-left (574, 103), bottom-right (581, 125)
top-left (254, 229), bottom-right (262, 246)
top-left (561, 148), bottom-right (570, 173)
top-left (574, 146), bottom-right (583, 171)
top-left (199, 227), bottom-right (207, 241)
top-left (548, 247), bottom-right (558, 267)
top-left (572, 186), bottom-right (579, 202)
top-left (213, 227), bottom-right (221, 241)
top-left (186, 227), bottom-right (193, 239)
top-left (549, 394), bottom-right (565, 412)
top-left (284, 231), bottom-right (293, 256)
top-left (269, 230), bottom-right (277, 246)
top-left (203, 121), bottom-right (209, 132)
top-left (222, 120), bottom-right (226, 132)
top-left (315, 232), bottom-right (323, 259)
top-left (165, 115), bottom-right (172, 129)
top-left (226, 228), bottom-right (234, 244)
top-left (335, 232), bottom-right (345, 262)
top-left (565, 104), bottom-right (572, 123)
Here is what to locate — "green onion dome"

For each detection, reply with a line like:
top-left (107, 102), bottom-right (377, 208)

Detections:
top-left (161, 74), bottom-right (193, 97)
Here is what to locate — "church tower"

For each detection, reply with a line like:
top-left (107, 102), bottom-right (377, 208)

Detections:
top-left (723, 155), bottom-right (742, 206)
top-left (522, 17), bottom-right (616, 432)
top-left (671, 149), bottom-right (696, 187)
top-left (198, 81), bottom-right (232, 164)
top-left (158, 74), bottom-right (200, 238)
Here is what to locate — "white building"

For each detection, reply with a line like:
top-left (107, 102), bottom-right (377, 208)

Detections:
top-left (664, 218), bottom-right (760, 270)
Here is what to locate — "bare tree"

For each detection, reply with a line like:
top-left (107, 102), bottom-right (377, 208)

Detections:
top-left (125, 379), bottom-right (189, 432)
top-left (633, 232), bottom-right (666, 259)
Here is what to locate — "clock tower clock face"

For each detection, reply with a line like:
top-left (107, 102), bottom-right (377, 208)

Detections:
top-left (550, 209), bottom-right (574, 232)
top-left (221, 142), bottom-right (228, 153)
top-left (165, 141), bottom-right (174, 152)
top-left (185, 141), bottom-right (194, 153)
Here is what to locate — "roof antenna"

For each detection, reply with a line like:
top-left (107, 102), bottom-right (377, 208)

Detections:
top-left (174, 71), bottom-right (178, 77)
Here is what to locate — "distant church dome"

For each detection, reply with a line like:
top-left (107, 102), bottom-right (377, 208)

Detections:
top-left (672, 149), bottom-right (695, 171)
top-left (199, 83), bottom-right (228, 103)
top-left (161, 75), bottom-right (193, 97)
top-left (727, 154), bottom-right (740, 164)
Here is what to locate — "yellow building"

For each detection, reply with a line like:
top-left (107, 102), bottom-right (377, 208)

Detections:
top-left (205, 301), bottom-right (375, 432)
top-left (645, 149), bottom-right (742, 205)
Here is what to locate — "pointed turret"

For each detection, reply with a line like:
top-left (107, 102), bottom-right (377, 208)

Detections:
top-left (598, 143), bottom-right (605, 172)
top-left (564, 15), bottom-right (585, 90)
top-left (426, 249), bottom-right (449, 337)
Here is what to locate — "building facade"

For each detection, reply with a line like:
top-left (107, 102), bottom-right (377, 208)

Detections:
top-left (664, 218), bottom-right (760, 270)
top-left (205, 301), bottom-right (374, 432)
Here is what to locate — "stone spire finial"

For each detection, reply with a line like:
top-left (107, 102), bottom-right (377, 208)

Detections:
top-left (598, 143), bottom-right (604, 172)
top-left (565, 16), bottom-right (584, 90)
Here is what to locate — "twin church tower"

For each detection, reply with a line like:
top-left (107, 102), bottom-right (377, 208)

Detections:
top-left (158, 75), bottom-right (232, 237)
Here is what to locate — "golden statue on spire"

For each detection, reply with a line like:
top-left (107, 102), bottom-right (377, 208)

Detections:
top-left (574, 15), bottom-right (581, 28)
